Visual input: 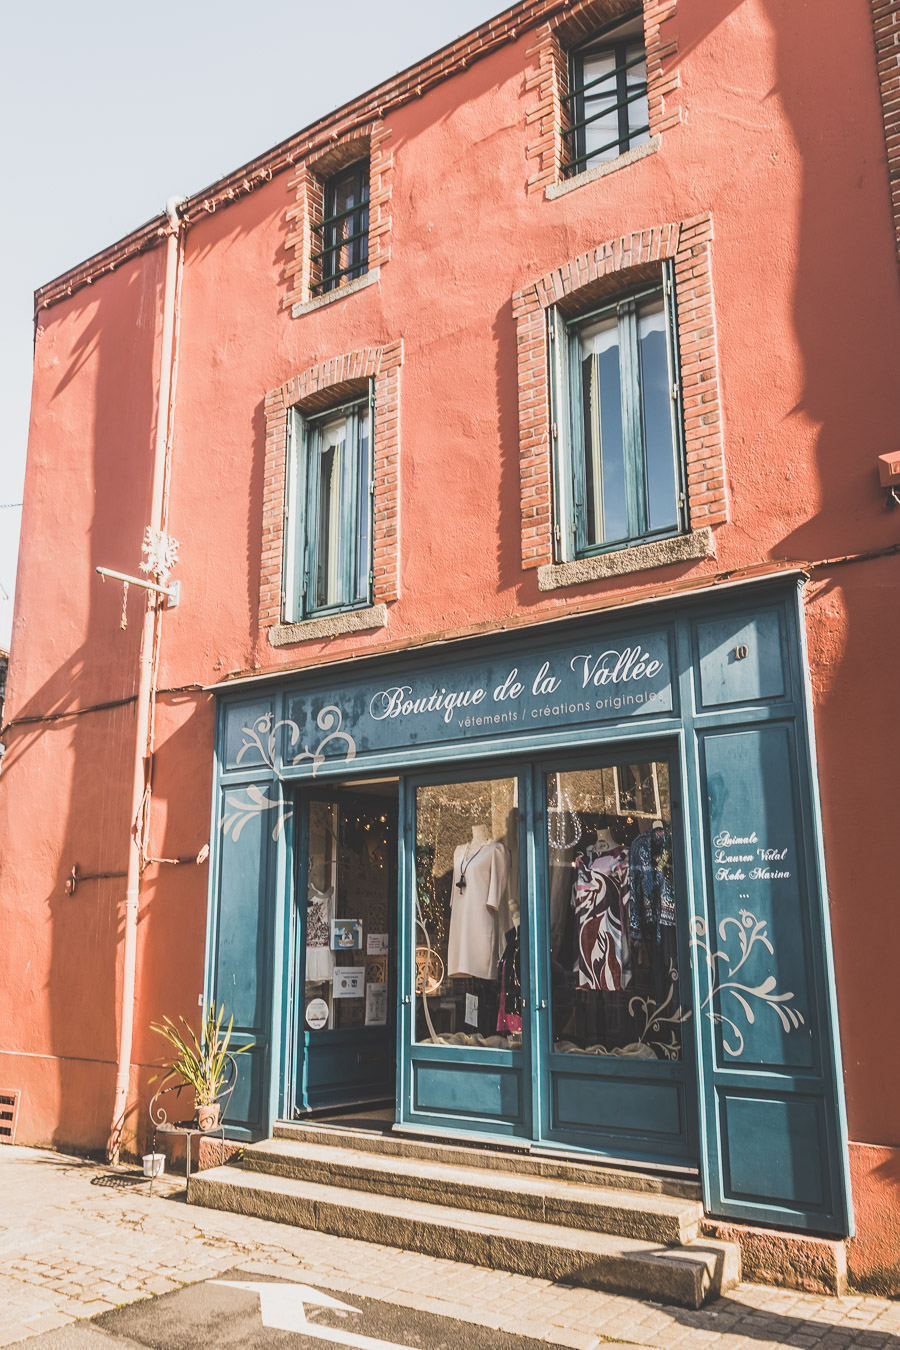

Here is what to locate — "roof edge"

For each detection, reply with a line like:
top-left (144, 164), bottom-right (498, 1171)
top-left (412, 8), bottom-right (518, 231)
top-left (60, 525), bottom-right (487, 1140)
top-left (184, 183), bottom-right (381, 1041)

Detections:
top-left (35, 0), bottom-right (569, 314)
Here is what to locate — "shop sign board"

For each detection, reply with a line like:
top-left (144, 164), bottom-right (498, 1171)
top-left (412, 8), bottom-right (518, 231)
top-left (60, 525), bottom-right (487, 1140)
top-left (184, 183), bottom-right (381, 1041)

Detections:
top-left (223, 624), bottom-right (675, 779)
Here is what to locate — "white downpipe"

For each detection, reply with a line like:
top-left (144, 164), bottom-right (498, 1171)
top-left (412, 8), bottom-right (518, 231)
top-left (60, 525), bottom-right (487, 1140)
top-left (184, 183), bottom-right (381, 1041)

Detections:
top-left (108, 196), bottom-right (185, 1164)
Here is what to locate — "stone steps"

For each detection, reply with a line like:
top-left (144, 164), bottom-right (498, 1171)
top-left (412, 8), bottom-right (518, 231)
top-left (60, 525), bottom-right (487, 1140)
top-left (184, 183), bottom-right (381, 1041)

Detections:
top-left (186, 1119), bottom-right (740, 1307)
top-left (273, 1119), bottom-right (703, 1199)
top-left (188, 1163), bottom-right (739, 1308)
top-left (244, 1135), bottom-right (703, 1245)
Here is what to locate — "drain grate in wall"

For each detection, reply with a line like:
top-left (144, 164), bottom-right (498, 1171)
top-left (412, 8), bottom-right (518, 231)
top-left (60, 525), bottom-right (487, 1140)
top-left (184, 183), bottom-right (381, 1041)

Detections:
top-left (0, 1090), bottom-right (20, 1143)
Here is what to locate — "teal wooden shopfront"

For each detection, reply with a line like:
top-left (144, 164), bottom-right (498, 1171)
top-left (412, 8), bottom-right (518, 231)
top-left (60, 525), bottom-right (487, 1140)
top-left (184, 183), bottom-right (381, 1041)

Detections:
top-left (204, 577), bottom-right (852, 1237)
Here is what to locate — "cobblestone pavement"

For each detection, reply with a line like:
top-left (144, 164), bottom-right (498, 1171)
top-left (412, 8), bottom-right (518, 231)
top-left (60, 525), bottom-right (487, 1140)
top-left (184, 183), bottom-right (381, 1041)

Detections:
top-left (2, 1145), bottom-right (900, 1350)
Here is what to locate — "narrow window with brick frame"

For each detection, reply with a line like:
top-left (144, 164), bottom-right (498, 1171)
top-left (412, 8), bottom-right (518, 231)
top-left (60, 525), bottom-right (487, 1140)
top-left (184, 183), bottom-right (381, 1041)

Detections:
top-left (261, 342), bottom-right (402, 643)
top-left (564, 14), bottom-right (649, 176)
top-left (550, 263), bottom-right (685, 561)
top-left (283, 391), bottom-right (373, 621)
top-left (513, 220), bottom-right (725, 582)
top-left (525, 2), bottom-right (680, 199)
top-left (311, 160), bottom-right (370, 296)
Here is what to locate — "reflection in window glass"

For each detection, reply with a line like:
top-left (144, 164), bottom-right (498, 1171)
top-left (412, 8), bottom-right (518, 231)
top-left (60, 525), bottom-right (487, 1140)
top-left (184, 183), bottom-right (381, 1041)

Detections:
top-left (574, 38), bottom-right (649, 172)
top-left (579, 313), bottom-right (627, 546)
top-left (415, 778), bottom-right (520, 1050)
top-left (638, 300), bottom-right (678, 534)
top-left (546, 763), bottom-right (688, 1060)
top-left (571, 288), bottom-right (679, 554)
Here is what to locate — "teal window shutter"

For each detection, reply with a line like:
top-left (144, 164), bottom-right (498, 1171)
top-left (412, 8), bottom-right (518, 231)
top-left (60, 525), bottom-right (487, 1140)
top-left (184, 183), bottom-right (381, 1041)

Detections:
top-left (548, 306), bottom-right (574, 563)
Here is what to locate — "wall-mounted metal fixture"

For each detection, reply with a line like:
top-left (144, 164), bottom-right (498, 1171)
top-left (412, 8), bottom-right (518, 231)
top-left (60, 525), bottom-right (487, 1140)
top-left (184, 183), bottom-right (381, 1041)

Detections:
top-left (65, 863), bottom-right (128, 896)
top-left (878, 452), bottom-right (900, 508)
top-left (143, 844), bottom-right (210, 867)
top-left (96, 566), bottom-right (181, 608)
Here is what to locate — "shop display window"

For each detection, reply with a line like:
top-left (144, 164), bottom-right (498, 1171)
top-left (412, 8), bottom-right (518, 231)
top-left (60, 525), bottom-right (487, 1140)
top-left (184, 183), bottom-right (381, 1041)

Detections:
top-left (305, 797), bottom-right (392, 1031)
top-left (546, 762), bottom-right (687, 1060)
top-left (414, 777), bottom-right (521, 1050)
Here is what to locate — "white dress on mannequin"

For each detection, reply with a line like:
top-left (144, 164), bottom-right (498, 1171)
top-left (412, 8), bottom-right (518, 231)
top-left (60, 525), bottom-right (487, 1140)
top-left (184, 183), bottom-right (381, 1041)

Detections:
top-left (447, 834), bottom-right (511, 980)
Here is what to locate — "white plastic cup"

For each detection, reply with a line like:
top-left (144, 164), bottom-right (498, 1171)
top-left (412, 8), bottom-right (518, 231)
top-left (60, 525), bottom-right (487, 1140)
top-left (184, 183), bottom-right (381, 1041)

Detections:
top-left (142, 1153), bottom-right (165, 1178)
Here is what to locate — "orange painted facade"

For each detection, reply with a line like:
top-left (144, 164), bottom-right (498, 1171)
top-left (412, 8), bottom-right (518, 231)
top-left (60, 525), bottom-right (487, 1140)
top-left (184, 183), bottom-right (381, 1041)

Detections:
top-left (2, 0), bottom-right (900, 1290)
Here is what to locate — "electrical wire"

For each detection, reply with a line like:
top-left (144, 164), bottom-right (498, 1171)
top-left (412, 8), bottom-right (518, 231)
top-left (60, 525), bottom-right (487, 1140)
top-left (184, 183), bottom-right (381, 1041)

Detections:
top-left (0, 685), bottom-right (207, 739)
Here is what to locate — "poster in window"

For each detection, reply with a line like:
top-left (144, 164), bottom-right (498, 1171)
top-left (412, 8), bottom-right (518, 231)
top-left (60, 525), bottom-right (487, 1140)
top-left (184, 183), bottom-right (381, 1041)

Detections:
top-left (332, 966), bottom-right (365, 999)
top-left (330, 919), bottom-right (362, 951)
top-left (365, 982), bottom-right (388, 1026)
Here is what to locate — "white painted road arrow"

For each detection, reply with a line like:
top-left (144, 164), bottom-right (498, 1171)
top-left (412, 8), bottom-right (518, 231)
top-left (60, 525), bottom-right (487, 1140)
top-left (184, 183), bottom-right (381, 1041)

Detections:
top-left (212, 1281), bottom-right (423, 1350)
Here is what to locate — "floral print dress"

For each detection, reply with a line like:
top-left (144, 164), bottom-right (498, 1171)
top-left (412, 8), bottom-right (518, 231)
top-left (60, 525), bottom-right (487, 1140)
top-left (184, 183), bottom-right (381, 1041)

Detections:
top-left (571, 843), bottom-right (632, 991)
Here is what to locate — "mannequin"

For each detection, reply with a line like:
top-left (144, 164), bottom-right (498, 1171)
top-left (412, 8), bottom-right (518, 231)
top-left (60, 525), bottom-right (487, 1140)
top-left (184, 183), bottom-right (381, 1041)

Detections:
top-left (594, 826), bottom-right (617, 852)
top-left (447, 826), bottom-right (510, 979)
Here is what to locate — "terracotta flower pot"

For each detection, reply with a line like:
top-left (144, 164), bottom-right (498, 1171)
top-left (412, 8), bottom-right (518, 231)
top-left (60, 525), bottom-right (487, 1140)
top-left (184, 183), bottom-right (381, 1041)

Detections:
top-left (197, 1102), bottom-right (220, 1131)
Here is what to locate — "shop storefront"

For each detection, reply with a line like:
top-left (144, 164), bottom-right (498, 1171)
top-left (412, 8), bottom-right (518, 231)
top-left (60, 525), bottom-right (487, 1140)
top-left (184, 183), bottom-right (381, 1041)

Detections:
top-left (206, 578), bottom-right (852, 1237)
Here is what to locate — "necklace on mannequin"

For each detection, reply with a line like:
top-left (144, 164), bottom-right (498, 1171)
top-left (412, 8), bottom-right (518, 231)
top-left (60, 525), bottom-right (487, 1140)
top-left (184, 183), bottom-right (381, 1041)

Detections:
top-left (456, 839), bottom-right (488, 891)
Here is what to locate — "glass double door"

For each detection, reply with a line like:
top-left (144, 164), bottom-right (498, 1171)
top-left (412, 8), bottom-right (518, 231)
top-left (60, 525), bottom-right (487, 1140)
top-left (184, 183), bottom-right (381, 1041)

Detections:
top-left (295, 789), bottom-right (397, 1112)
top-left (410, 749), bottom-right (698, 1164)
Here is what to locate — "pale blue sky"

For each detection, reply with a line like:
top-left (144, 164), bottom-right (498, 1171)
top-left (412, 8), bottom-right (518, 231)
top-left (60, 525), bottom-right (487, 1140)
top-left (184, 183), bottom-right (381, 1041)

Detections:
top-left (0, 0), bottom-right (503, 650)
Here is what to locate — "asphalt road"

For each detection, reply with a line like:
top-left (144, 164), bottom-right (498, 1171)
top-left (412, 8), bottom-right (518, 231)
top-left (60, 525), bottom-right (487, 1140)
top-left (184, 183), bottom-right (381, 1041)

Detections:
top-left (19, 1267), bottom-right (576, 1350)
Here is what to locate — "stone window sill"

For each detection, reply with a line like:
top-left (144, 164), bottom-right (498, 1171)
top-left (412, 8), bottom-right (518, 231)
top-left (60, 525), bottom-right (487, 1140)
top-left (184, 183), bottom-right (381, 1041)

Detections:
top-left (292, 267), bottom-right (380, 318)
top-left (268, 603), bottom-right (388, 646)
top-left (537, 528), bottom-right (715, 591)
top-left (545, 136), bottom-right (661, 201)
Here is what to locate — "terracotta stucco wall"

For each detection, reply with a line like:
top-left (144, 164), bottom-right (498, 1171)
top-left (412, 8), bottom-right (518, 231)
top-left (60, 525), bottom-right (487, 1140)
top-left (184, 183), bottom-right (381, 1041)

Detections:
top-left (2, 0), bottom-right (899, 1282)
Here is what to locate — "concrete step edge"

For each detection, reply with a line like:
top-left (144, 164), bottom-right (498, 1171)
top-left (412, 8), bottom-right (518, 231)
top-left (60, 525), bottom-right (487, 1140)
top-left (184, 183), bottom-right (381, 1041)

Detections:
top-left (188, 1166), bottom-right (739, 1309)
top-left (272, 1121), bottom-right (702, 1200)
top-left (243, 1138), bottom-right (701, 1242)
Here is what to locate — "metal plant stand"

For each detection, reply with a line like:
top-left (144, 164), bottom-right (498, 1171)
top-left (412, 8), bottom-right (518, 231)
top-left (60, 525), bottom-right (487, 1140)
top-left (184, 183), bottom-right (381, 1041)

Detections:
top-left (147, 1053), bottom-right (238, 1194)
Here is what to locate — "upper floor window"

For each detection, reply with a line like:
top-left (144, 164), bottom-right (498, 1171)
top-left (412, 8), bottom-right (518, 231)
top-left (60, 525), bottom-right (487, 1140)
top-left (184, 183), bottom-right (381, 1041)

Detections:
top-left (311, 160), bottom-right (370, 297)
top-left (550, 265), bottom-right (684, 559)
top-left (283, 394), bottom-right (372, 621)
top-left (564, 16), bottom-right (649, 177)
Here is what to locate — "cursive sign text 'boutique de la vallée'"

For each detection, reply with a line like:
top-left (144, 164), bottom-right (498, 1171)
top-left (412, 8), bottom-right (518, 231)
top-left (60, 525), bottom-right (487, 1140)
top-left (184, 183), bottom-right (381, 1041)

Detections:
top-left (368, 646), bottom-right (667, 728)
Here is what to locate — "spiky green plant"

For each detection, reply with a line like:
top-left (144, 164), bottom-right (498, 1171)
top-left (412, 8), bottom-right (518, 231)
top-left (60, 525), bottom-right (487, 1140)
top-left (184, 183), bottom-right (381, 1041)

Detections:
top-left (150, 1003), bottom-right (244, 1106)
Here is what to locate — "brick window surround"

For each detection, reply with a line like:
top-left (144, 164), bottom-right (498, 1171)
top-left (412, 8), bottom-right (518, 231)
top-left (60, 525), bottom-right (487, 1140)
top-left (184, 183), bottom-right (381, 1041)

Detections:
top-left (260, 341), bottom-right (403, 640)
top-left (870, 0), bottom-right (900, 279)
top-left (525, 0), bottom-right (680, 195)
top-left (512, 215), bottom-right (726, 572)
top-left (284, 122), bottom-right (392, 309)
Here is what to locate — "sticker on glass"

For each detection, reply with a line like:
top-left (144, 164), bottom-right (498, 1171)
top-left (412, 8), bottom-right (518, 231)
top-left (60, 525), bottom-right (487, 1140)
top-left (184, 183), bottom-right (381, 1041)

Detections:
top-left (305, 998), bottom-right (329, 1030)
top-left (333, 966), bottom-right (365, 999)
top-left (331, 919), bottom-right (362, 951)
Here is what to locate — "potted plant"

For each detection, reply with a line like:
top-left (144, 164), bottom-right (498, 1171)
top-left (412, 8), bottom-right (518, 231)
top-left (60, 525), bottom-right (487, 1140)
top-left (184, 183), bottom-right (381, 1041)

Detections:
top-left (150, 1002), bottom-right (243, 1130)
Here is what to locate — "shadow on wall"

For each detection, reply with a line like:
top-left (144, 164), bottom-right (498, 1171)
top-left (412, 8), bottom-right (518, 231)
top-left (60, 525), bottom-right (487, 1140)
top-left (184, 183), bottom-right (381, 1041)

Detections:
top-left (5, 260), bottom-right (158, 1155)
top-left (682, 0), bottom-right (900, 1291)
top-left (848, 1145), bottom-right (900, 1295)
top-left (183, 204), bottom-right (272, 656)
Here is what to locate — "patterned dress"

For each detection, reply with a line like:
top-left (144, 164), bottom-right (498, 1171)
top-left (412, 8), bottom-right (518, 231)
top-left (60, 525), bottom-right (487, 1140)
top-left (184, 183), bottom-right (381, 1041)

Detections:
top-left (628, 828), bottom-right (676, 946)
top-left (571, 843), bottom-right (632, 991)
